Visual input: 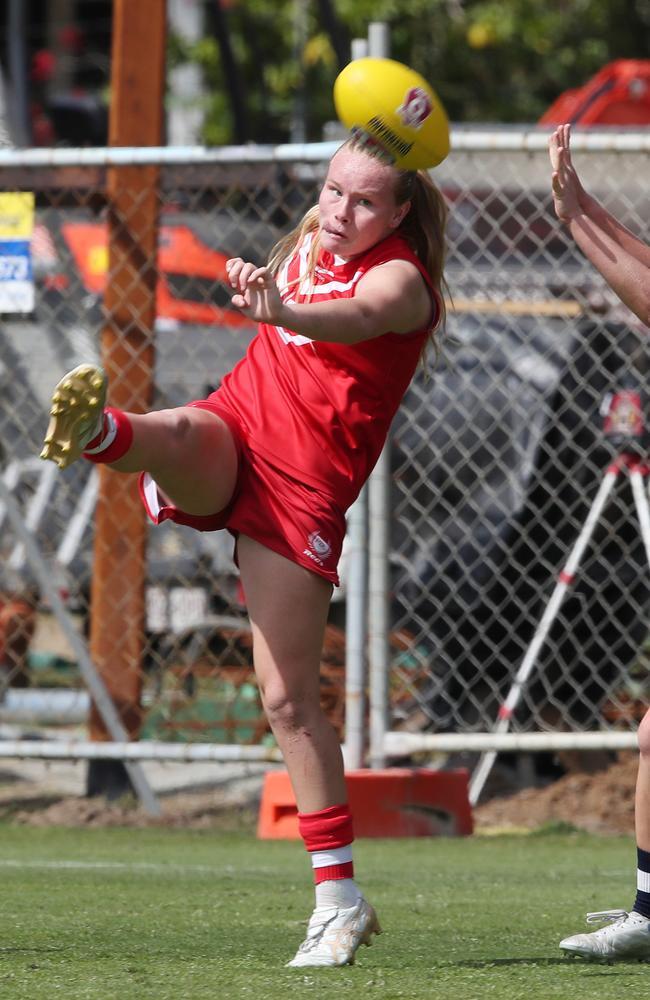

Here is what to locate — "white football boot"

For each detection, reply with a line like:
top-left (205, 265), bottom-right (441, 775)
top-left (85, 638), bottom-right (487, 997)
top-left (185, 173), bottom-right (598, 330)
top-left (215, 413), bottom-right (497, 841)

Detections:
top-left (40, 364), bottom-right (107, 469)
top-left (560, 909), bottom-right (650, 961)
top-left (287, 895), bottom-right (381, 968)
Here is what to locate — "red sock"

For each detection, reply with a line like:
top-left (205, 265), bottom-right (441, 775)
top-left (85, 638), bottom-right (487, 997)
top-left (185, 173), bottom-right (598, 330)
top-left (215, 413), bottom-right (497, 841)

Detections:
top-left (298, 802), bottom-right (355, 883)
top-left (83, 407), bottom-right (133, 464)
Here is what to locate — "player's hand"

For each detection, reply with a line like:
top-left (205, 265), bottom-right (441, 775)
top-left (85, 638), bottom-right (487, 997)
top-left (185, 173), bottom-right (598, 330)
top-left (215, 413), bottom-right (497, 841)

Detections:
top-left (226, 257), bottom-right (284, 324)
top-left (548, 124), bottom-right (583, 224)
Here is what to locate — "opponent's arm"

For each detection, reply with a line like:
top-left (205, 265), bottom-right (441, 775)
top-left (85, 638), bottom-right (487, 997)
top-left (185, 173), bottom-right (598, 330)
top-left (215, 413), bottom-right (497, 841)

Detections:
top-left (227, 256), bottom-right (433, 344)
top-left (578, 192), bottom-right (650, 270)
top-left (549, 124), bottom-right (650, 326)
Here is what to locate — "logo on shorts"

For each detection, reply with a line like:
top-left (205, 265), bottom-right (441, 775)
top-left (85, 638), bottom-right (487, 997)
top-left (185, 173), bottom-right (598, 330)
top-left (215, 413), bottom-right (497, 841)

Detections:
top-left (397, 87), bottom-right (432, 130)
top-left (304, 531), bottom-right (332, 566)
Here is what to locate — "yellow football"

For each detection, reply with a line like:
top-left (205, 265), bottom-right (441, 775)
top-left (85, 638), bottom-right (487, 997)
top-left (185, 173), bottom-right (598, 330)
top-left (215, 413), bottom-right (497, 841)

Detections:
top-left (333, 57), bottom-right (450, 171)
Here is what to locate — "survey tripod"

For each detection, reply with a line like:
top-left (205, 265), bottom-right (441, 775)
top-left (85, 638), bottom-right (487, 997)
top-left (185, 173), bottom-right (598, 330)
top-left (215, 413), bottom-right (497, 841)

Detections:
top-left (469, 388), bottom-right (650, 805)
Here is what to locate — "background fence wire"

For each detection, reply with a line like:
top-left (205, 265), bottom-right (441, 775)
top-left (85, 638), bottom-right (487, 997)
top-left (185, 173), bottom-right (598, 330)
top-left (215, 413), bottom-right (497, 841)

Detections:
top-left (1, 132), bottom-right (649, 752)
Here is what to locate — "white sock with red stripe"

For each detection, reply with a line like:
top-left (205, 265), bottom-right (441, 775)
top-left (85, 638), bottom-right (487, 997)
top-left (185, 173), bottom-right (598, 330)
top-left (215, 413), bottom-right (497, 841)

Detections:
top-left (83, 407), bottom-right (133, 464)
top-left (298, 802), bottom-right (361, 909)
top-left (83, 411), bottom-right (118, 453)
top-left (310, 846), bottom-right (360, 908)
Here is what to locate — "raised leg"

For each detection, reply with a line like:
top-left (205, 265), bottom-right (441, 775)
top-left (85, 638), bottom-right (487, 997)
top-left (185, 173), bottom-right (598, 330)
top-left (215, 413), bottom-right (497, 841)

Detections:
top-left (41, 363), bottom-right (238, 516)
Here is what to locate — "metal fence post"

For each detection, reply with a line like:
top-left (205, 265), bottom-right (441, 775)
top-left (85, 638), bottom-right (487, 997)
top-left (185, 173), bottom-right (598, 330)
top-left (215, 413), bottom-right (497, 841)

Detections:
top-left (87, 0), bottom-right (165, 784)
top-left (343, 489), bottom-right (368, 769)
top-left (368, 446), bottom-right (391, 769)
top-left (366, 19), bottom-right (391, 771)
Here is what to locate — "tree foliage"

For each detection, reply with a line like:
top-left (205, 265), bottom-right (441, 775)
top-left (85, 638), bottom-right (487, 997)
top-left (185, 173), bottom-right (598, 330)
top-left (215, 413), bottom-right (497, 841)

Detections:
top-left (169, 0), bottom-right (650, 144)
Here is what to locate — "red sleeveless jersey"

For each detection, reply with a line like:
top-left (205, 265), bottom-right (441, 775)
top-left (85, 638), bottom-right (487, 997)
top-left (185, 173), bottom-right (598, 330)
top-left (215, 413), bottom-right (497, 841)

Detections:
top-left (212, 231), bottom-right (438, 510)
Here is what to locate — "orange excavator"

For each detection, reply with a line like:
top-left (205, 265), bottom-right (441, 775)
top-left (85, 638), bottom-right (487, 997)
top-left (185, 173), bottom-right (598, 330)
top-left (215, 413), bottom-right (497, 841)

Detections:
top-left (539, 59), bottom-right (650, 126)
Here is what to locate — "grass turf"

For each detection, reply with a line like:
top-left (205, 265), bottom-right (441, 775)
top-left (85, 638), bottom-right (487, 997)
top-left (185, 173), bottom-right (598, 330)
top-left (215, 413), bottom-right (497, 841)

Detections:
top-left (0, 824), bottom-right (645, 999)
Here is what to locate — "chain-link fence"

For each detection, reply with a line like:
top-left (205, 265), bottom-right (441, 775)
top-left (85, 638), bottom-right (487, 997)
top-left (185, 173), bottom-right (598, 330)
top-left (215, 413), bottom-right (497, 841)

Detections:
top-left (0, 131), bottom-right (648, 773)
top-left (387, 131), bottom-right (650, 760)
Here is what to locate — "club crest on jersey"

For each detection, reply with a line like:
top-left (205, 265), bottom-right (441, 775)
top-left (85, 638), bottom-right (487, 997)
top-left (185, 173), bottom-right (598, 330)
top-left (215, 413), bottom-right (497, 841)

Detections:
top-left (305, 531), bottom-right (332, 565)
top-left (397, 87), bottom-right (432, 130)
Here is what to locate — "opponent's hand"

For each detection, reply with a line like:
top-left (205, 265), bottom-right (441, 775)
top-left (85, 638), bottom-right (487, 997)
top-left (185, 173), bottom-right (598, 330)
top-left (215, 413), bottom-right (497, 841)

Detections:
top-left (548, 124), bottom-right (583, 224)
top-left (226, 257), bottom-right (284, 324)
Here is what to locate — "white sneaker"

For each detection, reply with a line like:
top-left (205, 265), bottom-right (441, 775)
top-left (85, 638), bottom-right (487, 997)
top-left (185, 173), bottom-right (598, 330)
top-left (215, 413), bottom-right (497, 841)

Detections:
top-left (40, 364), bottom-right (107, 469)
top-left (287, 896), bottom-right (381, 968)
top-left (560, 909), bottom-right (650, 961)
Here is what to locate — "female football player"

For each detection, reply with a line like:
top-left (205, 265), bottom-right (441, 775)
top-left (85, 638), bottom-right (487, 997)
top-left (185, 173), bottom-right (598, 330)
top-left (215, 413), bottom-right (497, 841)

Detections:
top-left (41, 132), bottom-right (448, 968)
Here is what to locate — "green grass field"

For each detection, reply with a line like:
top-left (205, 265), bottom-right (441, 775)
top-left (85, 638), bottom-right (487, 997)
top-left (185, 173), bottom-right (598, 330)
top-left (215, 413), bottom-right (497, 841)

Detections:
top-left (0, 824), bottom-right (646, 1000)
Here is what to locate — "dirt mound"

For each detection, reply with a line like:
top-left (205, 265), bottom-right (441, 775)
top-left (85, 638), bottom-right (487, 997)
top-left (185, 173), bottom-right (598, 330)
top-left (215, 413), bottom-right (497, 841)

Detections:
top-left (0, 764), bottom-right (265, 830)
top-left (2, 753), bottom-right (640, 835)
top-left (473, 752), bottom-right (638, 835)
top-left (12, 790), bottom-right (260, 830)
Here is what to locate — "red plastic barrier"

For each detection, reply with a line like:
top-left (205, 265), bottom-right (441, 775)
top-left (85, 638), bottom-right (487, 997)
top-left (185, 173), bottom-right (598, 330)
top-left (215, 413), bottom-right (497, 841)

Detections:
top-left (257, 768), bottom-right (473, 839)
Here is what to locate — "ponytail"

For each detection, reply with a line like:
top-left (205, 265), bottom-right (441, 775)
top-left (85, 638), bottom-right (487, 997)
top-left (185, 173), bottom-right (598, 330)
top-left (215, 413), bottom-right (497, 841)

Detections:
top-left (395, 168), bottom-right (449, 362)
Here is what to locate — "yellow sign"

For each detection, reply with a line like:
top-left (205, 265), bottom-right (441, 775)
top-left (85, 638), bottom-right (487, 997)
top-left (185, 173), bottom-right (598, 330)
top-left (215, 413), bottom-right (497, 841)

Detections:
top-left (0, 192), bottom-right (35, 239)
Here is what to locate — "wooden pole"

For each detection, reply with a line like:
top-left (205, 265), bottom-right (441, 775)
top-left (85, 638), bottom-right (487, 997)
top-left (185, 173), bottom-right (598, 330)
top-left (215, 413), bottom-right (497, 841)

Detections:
top-left (88, 0), bottom-right (166, 760)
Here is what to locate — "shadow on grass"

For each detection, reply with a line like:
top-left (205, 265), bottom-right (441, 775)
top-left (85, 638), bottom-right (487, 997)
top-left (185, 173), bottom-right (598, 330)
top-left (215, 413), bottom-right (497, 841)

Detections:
top-left (448, 957), bottom-right (648, 972)
top-left (447, 957), bottom-right (578, 968)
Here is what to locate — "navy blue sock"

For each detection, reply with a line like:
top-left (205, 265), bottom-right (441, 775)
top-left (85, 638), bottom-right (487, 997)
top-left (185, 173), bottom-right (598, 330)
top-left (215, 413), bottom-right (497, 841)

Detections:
top-left (633, 847), bottom-right (650, 918)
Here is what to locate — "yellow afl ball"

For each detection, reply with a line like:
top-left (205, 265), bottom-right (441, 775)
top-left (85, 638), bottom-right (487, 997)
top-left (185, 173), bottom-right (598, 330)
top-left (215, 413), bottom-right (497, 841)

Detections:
top-left (333, 57), bottom-right (450, 170)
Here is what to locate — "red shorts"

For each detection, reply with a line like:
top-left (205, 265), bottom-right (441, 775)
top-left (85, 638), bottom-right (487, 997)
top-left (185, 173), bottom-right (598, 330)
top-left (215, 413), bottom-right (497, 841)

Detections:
top-left (138, 399), bottom-right (345, 586)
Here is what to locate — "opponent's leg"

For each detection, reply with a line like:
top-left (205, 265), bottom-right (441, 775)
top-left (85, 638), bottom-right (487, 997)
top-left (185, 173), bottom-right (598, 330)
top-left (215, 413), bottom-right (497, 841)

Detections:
top-left (632, 708), bottom-right (650, 917)
top-left (237, 535), bottom-right (380, 967)
top-left (635, 708), bottom-right (650, 853)
top-left (40, 363), bottom-right (238, 516)
top-left (559, 708), bottom-right (650, 961)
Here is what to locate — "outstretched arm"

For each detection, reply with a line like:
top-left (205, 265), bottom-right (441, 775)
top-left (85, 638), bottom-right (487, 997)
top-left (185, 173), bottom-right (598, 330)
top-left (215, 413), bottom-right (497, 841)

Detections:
top-left (549, 124), bottom-right (650, 326)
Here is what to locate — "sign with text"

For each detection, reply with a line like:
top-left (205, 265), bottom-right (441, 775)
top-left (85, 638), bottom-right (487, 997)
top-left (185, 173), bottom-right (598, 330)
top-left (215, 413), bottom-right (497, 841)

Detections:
top-left (0, 192), bottom-right (35, 313)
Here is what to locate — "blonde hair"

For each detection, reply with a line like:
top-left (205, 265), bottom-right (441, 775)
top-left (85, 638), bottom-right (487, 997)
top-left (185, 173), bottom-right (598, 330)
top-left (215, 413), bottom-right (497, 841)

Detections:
top-left (267, 133), bottom-right (448, 355)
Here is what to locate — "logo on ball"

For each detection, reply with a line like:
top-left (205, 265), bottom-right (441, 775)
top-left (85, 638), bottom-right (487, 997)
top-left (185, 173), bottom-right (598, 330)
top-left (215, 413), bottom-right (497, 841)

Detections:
top-left (396, 87), bottom-right (433, 130)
